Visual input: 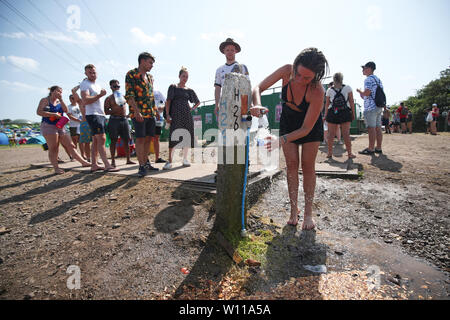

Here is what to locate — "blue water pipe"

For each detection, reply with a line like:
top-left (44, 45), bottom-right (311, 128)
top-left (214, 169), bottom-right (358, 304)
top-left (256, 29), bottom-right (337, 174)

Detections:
top-left (240, 126), bottom-right (250, 238)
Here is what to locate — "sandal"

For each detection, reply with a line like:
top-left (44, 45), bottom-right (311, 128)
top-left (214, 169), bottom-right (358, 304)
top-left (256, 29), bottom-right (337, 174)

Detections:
top-left (374, 149), bottom-right (382, 154)
top-left (358, 148), bottom-right (375, 155)
top-left (104, 167), bottom-right (120, 172)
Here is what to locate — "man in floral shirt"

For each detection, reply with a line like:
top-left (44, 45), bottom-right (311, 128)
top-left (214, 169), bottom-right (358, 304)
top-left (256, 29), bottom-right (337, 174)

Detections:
top-left (125, 52), bottom-right (160, 176)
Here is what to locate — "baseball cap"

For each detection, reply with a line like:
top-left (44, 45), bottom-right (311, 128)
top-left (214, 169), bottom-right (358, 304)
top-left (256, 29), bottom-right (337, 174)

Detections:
top-left (361, 61), bottom-right (376, 70)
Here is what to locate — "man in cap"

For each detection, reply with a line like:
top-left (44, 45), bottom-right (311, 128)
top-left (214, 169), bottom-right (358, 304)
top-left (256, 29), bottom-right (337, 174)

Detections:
top-left (357, 61), bottom-right (385, 155)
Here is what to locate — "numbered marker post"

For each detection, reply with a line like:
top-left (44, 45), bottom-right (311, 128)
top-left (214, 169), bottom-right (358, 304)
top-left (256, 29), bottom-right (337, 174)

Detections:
top-left (216, 72), bottom-right (252, 237)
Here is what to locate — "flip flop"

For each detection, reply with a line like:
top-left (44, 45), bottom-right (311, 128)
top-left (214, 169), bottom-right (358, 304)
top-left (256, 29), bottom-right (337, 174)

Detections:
top-left (104, 167), bottom-right (120, 172)
top-left (90, 167), bottom-right (104, 173)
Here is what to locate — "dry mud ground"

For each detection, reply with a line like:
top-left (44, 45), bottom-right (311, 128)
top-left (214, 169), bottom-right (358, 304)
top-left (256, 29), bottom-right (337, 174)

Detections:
top-left (0, 133), bottom-right (449, 300)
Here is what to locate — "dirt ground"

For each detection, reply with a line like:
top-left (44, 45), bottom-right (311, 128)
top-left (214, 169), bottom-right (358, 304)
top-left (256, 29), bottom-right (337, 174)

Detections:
top-left (0, 132), bottom-right (449, 300)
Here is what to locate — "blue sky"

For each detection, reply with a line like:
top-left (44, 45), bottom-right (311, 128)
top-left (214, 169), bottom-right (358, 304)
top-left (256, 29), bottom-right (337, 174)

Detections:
top-left (0, 0), bottom-right (449, 122)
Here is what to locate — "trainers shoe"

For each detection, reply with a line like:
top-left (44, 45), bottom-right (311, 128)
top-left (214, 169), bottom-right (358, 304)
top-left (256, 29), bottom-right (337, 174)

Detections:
top-left (374, 149), bottom-right (382, 154)
top-left (137, 165), bottom-right (147, 177)
top-left (144, 160), bottom-right (151, 169)
top-left (182, 159), bottom-right (191, 167)
top-left (163, 162), bottom-right (172, 170)
top-left (156, 158), bottom-right (166, 163)
top-left (147, 164), bottom-right (159, 171)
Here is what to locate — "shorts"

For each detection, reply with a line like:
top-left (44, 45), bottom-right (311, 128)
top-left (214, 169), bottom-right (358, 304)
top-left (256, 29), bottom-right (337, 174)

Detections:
top-left (326, 108), bottom-right (352, 124)
top-left (364, 107), bottom-right (383, 128)
top-left (382, 118), bottom-right (389, 126)
top-left (132, 117), bottom-right (155, 138)
top-left (400, 118), bottom-right (406, 123)
top-left (107, 117), bottom-right (130, 141)
top-left (40, 121), bottom-right (66, 136)
top-left (86, 115), bottom-right (106, 135)
top-left (432, 116), bottom-right (438, 122)
top-left (79, 121), bottom-right (92, 143)
top-left (155, 125), bottom-right (162, 136)
top-left (69, 126), bottom-right (80, 136)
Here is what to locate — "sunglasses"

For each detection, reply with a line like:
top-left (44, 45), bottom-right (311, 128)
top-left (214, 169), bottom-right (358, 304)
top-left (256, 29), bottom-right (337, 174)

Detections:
top-left (112, 85), bottom-right (120, 89)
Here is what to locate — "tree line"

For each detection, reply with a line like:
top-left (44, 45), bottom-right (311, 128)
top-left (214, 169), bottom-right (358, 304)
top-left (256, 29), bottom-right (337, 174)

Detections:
top-left (390, 68), bottom-right (450, 132)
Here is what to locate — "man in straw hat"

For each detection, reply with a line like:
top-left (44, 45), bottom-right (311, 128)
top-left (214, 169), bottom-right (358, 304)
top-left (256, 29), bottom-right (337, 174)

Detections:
top-left (214, 38), bottom-right (250, 118)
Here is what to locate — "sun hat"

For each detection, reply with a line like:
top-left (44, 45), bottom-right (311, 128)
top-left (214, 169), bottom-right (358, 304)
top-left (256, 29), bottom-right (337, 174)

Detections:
top-left (219, 38), bottom-right (241, 54)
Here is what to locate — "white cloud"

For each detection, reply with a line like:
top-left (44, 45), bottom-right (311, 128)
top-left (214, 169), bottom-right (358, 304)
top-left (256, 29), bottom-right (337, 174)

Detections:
top-left (200, 30), bottom-right (245, 41)
top-left (366, 5), bottom-right (382, 31)
top-left (33, 30), bottom-right (99, 45)
top-left (0, 80), bottom-right (46, 93)
top-left (0, 32), bottom-right (27, 39)
top-left (130, 27), bottom-right (176, 45)
top-left (72, 30), bottom-right (99, 45)
top-left (1, 30), bottom-right (99, 45)
top-left (0, 55), bottom-right (40, 72)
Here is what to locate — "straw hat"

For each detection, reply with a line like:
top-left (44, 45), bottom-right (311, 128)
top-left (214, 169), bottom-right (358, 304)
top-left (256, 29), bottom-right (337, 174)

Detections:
top-left (219, 38), bottom-right (241, 54)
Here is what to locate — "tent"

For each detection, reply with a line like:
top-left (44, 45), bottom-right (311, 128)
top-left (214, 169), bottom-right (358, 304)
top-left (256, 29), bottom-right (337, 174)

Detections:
top-left (0, 132), bottom-right (8, 145)
top-left (26, 135), bottom-right (46, 145)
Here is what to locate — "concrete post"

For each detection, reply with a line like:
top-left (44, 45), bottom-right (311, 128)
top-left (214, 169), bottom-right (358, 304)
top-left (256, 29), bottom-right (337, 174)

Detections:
top-left (216, 72), bottom-right (252, 238)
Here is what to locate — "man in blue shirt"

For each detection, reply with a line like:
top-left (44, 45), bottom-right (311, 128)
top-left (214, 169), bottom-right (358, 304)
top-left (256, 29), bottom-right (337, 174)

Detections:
top-left (357, 61), bottom-right (384, 155)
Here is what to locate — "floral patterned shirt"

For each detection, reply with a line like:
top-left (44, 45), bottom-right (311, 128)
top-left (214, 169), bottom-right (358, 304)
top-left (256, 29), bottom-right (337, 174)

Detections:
top-left (125, 68), bottom-right (157, 118)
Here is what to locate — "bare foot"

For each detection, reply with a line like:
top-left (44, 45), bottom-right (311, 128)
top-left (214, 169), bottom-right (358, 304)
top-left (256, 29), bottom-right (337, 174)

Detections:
top-left (348, 153), bottom-right (356, 159)
top-left (54, 168), bottom-right (65, 175)
top-left (287, 208), bottom-right (300, 226)
top-left (126, 160), bottom-right (136, 165)
top-left (302, 215), bottom-right (316, 230)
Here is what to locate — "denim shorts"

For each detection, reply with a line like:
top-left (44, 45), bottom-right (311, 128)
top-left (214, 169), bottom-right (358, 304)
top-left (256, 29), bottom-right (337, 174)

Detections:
top-left (364, 107), bottom-right (383, 128)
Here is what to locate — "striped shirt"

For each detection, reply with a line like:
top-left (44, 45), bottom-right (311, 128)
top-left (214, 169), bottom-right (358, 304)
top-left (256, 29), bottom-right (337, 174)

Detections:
top-left (363, 75), bottom-right (383, 112)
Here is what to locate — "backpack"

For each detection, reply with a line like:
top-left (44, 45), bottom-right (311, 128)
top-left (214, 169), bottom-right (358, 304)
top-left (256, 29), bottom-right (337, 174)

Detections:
top-left (401, 107), bottom-right (408, 116)
top-left (371, 76), bottom-right (386, 108)
top-left (331, 86), bottom-right (348, 112)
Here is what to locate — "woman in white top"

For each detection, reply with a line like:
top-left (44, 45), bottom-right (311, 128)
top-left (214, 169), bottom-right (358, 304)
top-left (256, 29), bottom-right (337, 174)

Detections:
top-left (324, 73), bottom-right (356, 159)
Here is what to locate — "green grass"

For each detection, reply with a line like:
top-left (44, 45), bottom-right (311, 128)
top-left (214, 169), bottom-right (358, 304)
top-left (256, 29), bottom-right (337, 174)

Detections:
top-left (224, 229), bottom-right (274, 265)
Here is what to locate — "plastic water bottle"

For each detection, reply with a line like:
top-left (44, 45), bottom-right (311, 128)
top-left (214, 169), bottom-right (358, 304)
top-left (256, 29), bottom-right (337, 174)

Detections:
top-left (155, 99), bottom-right (165, 128)
top-left (253, 115), bottom-right (276, 171)
top-left (114, 91), bottom-right (126, 107)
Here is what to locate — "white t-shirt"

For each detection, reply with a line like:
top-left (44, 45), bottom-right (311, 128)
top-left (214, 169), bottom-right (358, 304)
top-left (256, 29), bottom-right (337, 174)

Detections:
top-left (326, 85), bottom-right (353, 109)
top-left (67, 104), bottom-right (82, 128)
top-left (214, 62), bottom-right (249, 88)
top-left (80, 79), bottom-right (104, 116)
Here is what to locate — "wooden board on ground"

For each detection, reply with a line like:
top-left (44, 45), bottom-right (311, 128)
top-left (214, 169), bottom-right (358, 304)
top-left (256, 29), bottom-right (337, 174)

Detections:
top-left (299, 160), bottom-right (360, 179)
